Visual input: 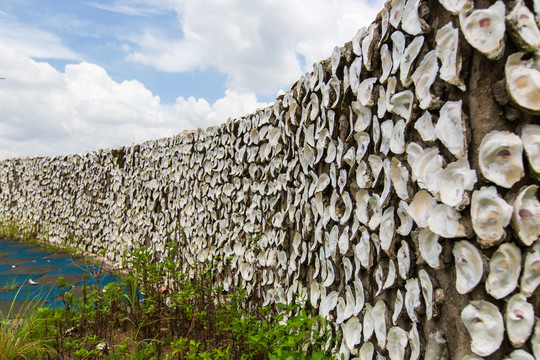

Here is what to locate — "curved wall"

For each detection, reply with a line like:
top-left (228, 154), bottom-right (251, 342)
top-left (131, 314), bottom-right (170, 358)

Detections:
top-left (1, 0), bottom-right (540, 358)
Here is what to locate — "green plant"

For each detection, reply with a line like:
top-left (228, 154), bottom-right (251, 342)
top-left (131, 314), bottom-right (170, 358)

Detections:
top-left (0, 288), bottom-right (53, 360)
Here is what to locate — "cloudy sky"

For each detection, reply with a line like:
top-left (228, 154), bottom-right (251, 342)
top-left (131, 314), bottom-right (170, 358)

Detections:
top-left (0, 0), bottom-right (384, 159)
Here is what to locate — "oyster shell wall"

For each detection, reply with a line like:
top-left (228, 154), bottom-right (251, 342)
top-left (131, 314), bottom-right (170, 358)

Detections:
top-left (0, 0), bottom-right (538, 358)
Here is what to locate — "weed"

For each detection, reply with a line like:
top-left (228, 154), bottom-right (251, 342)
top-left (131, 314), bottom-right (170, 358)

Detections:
top-left (0, 287), bottom-right (53, 359)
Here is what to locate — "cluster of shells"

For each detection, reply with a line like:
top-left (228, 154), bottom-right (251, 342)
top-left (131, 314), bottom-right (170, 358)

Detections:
top-left (1, 0), bottom-right (540, 358)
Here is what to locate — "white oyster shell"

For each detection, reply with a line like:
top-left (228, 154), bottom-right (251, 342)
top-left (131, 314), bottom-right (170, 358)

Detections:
top-left (343, 317), bottom-right (363, 352)
top-left (402, 0), bottom-right (429, 35)
top-left (412, 50), bottom-right (440, 109)
top-left (522, 124), bottom-right (540, 175)
top-left (397, 240), bottom-right (411, 280)
top-left (436, 22), bottom-right (466, 90)
top-left (471, 186), bottom-right (513, 247)
top-left (438, 0), bottom-right (472, 14)
top-left (390, 91), bottom-right (414, 122)
top-left (387, 326), bottom-right (409, 360)
top-left (408, 190), bottom-right (438, 228)
top-left (390, 158), bottom-right (409, 200)
top-left (380, 207), bottom-right (395, 255)
top-left (505, 293), bottom-right (534, 347)
top-left (400, 36), bottom-right (425, 87)
top-left (428, 203), bottom-right (468, 238)
top-left (409, 323), bottom-right (420, 360)
top-left (479, 130), bottom-right (524, 188)
top-left (418, 228), bottom-right (442, 269)
top-left (453, 240), bottom-right (484, 294)
top-left (381, 44), bottom-right (392, 83)
top-left (505, 350), bottom-right (536, 360)
top-left (435, 100), bottom-right (467, 158)
top-left (459, 1), bottom-right (506, 60)
top-left (411, 147), bottom-right (444, 196)
top-left (419, 269), bottom-right (434, 320)
top-left (391, 31), bottom-right (406, 75)
top-left (439, 158), bottom-right (477, 209)
top-left (505, 52), bottom-right (540, 113)
top-left (461, 300), bottom-right (504, 357)
top-left (359, 342), bottom-right (375, 360)
top-left (405, 278), bottom-right (421, 322)
top-left (393, 289), bottom-right (404, 325)
top-left (512, 185), bottom-right (540, 246)
top-left (521, 242), bottom-right (540, 297)
top-left (533, 321), bottom-right (540, 360)
top-left (414, 111), bottom-right (436, 142)
top-left (506, 0), bottom-right (540, 53)
top-left (485, 243), bottom-right (522, 299)
top-left (373, 300), bottom-right (388, 349)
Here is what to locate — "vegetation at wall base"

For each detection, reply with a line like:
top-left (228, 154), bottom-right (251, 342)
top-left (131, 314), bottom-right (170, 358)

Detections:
top-left (0, 222), bottom-right (337, 359)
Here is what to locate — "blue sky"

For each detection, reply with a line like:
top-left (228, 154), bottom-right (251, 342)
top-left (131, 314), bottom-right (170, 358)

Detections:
top-left (0, 0), bottom-right (384, 158)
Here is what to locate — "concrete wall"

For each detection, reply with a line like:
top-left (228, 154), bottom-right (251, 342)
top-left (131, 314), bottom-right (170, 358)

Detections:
top-left (1, 0), bottom-right (540, 358)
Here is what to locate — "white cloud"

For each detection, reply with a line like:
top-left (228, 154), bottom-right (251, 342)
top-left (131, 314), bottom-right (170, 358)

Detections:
top-left (0, 14), bottom-right (80, 60)
top-left (0, 44), bottom-right (267, 159)
top-left (124, 0), bottom-right (384, 95)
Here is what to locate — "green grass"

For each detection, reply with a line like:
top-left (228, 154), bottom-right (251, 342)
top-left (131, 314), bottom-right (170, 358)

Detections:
top-left (0, 287), bottom-right (52, 360)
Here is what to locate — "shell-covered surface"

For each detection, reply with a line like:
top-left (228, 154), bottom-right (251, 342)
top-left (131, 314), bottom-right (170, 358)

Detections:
top-left (1, 0), bottom-right (540, 359)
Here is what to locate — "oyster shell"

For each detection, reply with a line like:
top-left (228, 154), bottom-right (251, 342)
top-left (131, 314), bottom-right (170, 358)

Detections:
top-left (363, 23), bottom-right (380, 72)
top-left (436, 22), bottom-right (466, 90)
top-left (459, 1), bottom-right (506, 60)
top-left (411, 147), bottom-right (444, 196)
top-left (414, 111), bottom-right (436, 142)
top-left (359, 342), bottom-right (375, 360)
top-left (359, 78), bottom-right (378, 107)
top-left (521, 242), bottom-right (540, 297)
top-left (479, 130), bottom-right (524, 188)
top-left (408, 323), bottom-right (420, 360)
top-left (343, 316), bottom-right (362, 352)
top-left (390, 158), bottom-right (409, 200)
top-left (511, 185), bottom-right (540, 246)
top-left (408, 190), bottom-right (438, 228)
top-left (439, 159), bottom-right (477, 209)
top-left (397, 240), bottom-right (411, 280)
top-left (522, 124), bottom-right (540, 175)
top-left (364, 303), bottom-right (375, 341)
top-left (533, 321), bottom-right (540, 360)
top-left (400, 36), bottom-right (425, 87)
top-left (391, 31), bottom-right (406, 75)
top-left (402, 0), bottom-right (429, 35)
top-left (485, 243), bottom-right (522, 299)
top-left (397, 200), bottom-right (413, 236)
top-left (461, 300), bottom-right (504, 357)
top-left (392, 289), bottom-right (404, 325)
top-left (412, 50), bottom-right (440, 109)
top-left (505, 52), bottom-right (540, 113)
top-left (505, 350), bottom-right (536, 360)
top-left (428, 203), bottom-right (468, 238)
top-left (453, 240), bottom-right (484, 294)
top-left (390, 120), bottom-right (406, 155)
top-left (419, 269), bottom-right (434, 320)
top-left (380, 206), bottom-right (396, 255)
top-left (390, 0), bottom-right (405, 29)
top-left (405, 278), bottom-right (421, 322)
top-left (506, 0), bottom-right (540, 53)
top-left (435, 100), bottom-right (467, 158)
top-left (381, 44), bottom-right (392, 83)
top-left (418, 228), bottom-right (442, 269)
top-left (373, 300), bottom-right (388, 350)
top-left (438, 0), bottom-right (472, 14)
top-left (390, 91), bottom-right (414, 122)
top-left (505, 293), bottom-right (534, 347)
top-left (387, 326), bottom-right (409, 360)
top-left (471, 186), bottom-right (513, 247)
